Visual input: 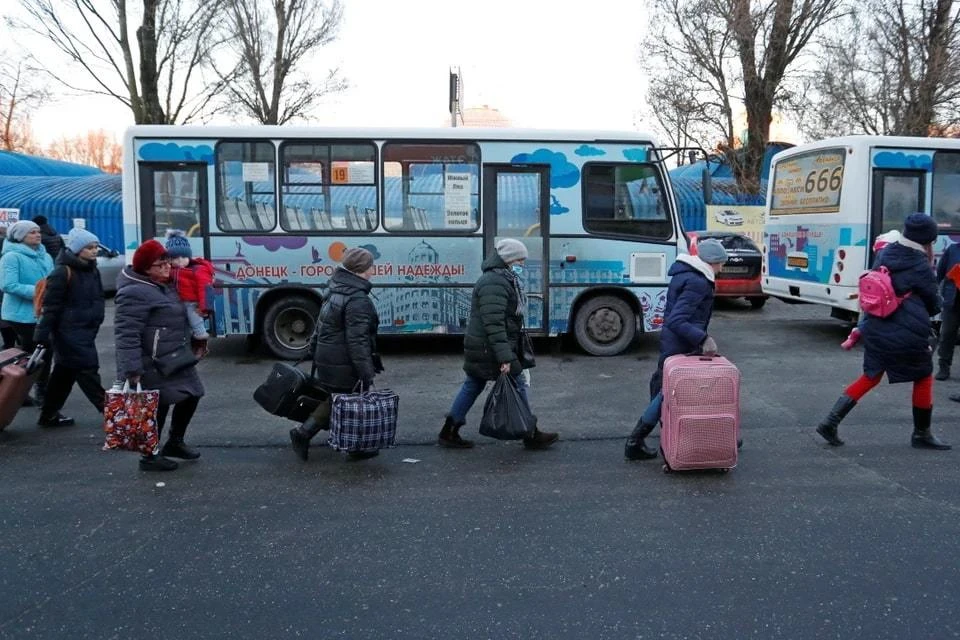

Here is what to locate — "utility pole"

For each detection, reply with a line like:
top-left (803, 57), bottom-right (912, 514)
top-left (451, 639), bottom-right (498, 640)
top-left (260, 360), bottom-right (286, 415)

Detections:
top-left (449, 67), bottom-right (461, 127)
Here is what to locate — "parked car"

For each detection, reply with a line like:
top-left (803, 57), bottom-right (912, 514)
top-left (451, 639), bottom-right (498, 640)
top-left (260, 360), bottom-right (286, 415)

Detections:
top-left (688, 231), bottom-right (767, 309)
top-left (714, 209), bottom-right (745, 226)
top-left (61, 235), bottom-right (123, 294)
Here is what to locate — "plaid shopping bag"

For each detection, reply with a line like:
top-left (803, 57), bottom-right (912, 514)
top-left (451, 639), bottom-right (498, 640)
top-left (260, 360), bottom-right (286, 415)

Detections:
top-left (103, 383), bottom-right (160, 455)
top-left (328, 388), bottom-right (399, 453)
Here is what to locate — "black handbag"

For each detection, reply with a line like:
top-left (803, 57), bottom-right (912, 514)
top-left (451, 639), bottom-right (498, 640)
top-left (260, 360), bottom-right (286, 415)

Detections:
top-left (517, 330), bottom-right (536, 369)
top-left (152, 346), bottom-right (199, 377)
top-left (254, 362), bottom-right (329, 422)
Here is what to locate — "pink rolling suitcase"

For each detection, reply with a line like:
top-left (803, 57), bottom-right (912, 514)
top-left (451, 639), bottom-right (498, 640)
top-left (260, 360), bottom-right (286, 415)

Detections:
top-left (660, 354), bottom-right (740, 472)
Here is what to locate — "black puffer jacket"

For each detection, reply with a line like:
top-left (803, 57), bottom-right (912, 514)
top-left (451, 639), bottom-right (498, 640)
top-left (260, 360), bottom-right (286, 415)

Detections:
top-left (114, 267), bottom-right (204, 404)
top-left (34, 249), bottom-right (105, 369)
top-left (311, 267), bottom-right (379, 392)
top-left (39, 224), bottom-right (64, 260)
top-left (463, 253), bottom-right (524, 381)
top-left (861, 241), bottom-right (941, 383)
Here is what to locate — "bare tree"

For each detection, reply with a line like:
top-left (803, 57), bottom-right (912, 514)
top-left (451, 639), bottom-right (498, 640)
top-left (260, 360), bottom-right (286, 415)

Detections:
top-left (644, 0), bottom-right (741, 155)
top-left (9, 0), bottom-right (227, 124)
top-left (644, 0), bottom-right (842, 192)
top-left (0, 55), bottom-right (48, 151)
top-left (214, 0), bottom-right (347, 125)
top-left (796, 0), bottom-right (960, 138)
top-left (47, 129), bottom-right (123, 172)
top-left (726, 0), bottom-right (844, 192)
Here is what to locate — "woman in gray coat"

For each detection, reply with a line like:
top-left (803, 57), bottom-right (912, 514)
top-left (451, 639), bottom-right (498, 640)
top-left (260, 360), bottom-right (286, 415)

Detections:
top-left (114, 240), bottom-right (206, 472)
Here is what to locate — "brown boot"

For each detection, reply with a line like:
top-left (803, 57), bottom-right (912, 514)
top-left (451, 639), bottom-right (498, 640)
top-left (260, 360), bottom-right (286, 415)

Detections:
top-left (523, 427), bottom-right (558, 450)
top-left (438, 416), bottom-right (474, 449)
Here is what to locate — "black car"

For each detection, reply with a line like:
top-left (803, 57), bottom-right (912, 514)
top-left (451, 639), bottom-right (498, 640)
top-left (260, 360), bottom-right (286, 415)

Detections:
top-left (688, 230), bottom-right (767, 309)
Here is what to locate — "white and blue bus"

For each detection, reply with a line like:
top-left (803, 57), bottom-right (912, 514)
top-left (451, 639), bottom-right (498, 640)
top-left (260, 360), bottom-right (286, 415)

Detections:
top-left (122, 125), bottom-right (695, 358)
top-left (763, 135), bottom-right (960, 321)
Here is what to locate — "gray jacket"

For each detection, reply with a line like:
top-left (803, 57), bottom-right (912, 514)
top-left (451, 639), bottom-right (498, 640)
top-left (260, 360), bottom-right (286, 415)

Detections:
top-left (114, 266), bottom-right (204, 404)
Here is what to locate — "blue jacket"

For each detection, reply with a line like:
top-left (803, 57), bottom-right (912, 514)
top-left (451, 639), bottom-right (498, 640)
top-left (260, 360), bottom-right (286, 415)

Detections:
top-left (0, 240), bottom-right (53, 324)
top-left (936, 241), bottom-right (960, 311)
top-left (658, 255), bottom-right (716, 367)
top-left (861, 241), bottom-right (940, 383)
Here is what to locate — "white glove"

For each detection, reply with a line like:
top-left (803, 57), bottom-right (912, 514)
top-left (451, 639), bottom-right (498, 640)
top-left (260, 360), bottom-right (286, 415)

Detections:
top-left (701, 336), bottom-right (718, 356)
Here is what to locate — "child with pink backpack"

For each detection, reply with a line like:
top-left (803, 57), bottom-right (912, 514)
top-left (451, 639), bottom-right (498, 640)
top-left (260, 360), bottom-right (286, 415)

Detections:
top-left (817, 213), bottom-right (949, 450)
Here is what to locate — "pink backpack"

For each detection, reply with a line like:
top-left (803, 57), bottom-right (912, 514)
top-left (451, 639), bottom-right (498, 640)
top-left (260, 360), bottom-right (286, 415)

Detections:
top-left (859, 266), bottom-right (909, 317)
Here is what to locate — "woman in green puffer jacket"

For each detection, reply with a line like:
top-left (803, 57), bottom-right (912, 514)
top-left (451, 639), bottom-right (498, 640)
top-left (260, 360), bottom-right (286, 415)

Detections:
top-left (438, 238), bottom-right (558, 451)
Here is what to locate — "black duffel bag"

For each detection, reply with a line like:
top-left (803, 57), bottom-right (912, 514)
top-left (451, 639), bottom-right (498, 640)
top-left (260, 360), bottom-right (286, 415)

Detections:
top-left (254, 362), bottom-right (329, 423)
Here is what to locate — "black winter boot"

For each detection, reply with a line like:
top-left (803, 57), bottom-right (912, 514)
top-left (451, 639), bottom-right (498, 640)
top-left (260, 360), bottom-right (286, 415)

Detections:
top-left (139, 454), bottom-right (178, 471)
top-left (438, 416), bottom-right (474, 449)
top-left (935, 363), bottom-right (951, 381)
top-left (37, 412), bottom-right (75, 428)
top-left (161, 438), bottom-right (201, 460)
top-left (816, 395), bottom-right (856, 446)
top-left (624, 420), bottom-right (658, 460)
top-left (911, 407), bottom-right (951, 450)
top-left (289, 419), bottom-right (319, 461)
top-left (523, 427), bottom-right (559, 450)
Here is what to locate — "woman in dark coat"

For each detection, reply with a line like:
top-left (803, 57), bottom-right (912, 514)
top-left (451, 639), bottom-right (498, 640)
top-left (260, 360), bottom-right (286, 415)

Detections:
top-left (816, 213), bottom-right (950, 450)
top-left (33, 228), bottom-right (106, 427)
top-left (289, 247), bottom-right (383, 461)
top-left (624, 239), bottom-right (729, 460)
top-left (115, 240), bottom-right (206, 471)
top-left (437, 238), bottom-right (557, 450)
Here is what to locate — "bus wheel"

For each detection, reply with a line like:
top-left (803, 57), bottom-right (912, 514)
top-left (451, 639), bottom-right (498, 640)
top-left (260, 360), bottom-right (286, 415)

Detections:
top-left (262, 295), bottom-right (321, 360)
top-left (573, 296), bottom-right (636, 356)
top-left (749, 296), bottom-right (767, 309)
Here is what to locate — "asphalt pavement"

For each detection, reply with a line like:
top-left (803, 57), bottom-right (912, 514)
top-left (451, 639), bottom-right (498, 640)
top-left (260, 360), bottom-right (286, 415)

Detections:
top-left (2, 298), bottom-right (959, 639)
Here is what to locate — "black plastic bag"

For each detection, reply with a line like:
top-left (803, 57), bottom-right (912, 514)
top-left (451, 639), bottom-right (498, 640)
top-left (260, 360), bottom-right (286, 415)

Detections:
top-left (479, 374), bottom-right (536, 440)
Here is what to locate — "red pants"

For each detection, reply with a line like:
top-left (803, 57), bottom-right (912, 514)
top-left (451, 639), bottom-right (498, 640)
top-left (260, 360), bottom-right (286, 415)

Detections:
top-left (844, 373), bottom-right (933, 409)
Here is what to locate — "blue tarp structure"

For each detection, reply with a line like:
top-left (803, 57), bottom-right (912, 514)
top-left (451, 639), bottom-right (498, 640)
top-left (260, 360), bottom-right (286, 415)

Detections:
top-left (0, 150), bottom-right (103, 177)
top-left (0, 175), bottom-right (123, 250)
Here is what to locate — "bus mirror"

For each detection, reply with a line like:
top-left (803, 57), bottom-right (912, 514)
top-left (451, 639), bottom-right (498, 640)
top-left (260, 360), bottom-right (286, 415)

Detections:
top-left (702, 169), bottom-right (713, 205)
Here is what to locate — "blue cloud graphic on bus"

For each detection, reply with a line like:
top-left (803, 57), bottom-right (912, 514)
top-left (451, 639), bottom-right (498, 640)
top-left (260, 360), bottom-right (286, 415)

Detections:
top-left (873, 151), bottom-right (933, 171)
top-left (550, 195), bottom-right (569, 215)
top-left (357, 244), bottom-right (381, 258)
top-left (243, 236), bottom-right (308, 251)
top-left (622, 148), bottom-right (649, 162)
top-left (575, 145), bottom-right (605, 157)
top-left (139, 142), bottom-right (214, 164)
top-left (510, 150), bottom-right (579, 188)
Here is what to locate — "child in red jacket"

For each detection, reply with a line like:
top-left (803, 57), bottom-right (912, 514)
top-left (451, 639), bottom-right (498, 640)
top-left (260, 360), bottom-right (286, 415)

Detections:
top-left (165, 229), bottom-right (214, 340)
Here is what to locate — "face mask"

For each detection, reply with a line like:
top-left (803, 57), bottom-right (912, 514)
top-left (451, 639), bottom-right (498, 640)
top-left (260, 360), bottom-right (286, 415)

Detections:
top-left (511, 264), bottom-right (523, 276)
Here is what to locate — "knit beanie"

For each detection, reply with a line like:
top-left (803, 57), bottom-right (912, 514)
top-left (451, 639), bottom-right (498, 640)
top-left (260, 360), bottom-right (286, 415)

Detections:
top-left (696, 238), bottom-right (729, 265)
top-left (165, 229), bottom-right (192, 258)
top-left (66, 228), bottom-right (99, 254)
top-left (902, 213), bottom-right (938, 245)
top-left (7, 220), bottom-right (40, 242)
top-left (342, 247), bottom-right (374, 274)
top-left (495, 238), bottom-right (528, 264)
top-left (132, 239), bottom-right (168, 274)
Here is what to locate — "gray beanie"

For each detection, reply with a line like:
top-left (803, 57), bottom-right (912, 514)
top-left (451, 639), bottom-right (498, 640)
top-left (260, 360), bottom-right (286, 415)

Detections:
top-left (66, 228), bottom-right (99, 254)
top-left (697, 238), bottom-right (728, 265)
top-left (342, 247), bottom-right (374, 274)
top-left (495, 238), bottom-right (528, 264)
top-left (7, 220), bottom-right (40, 243)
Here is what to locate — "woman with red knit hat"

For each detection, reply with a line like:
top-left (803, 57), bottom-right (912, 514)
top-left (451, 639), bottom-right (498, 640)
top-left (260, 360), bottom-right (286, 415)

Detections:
top-left (114, 239), bottom-right (206, 471)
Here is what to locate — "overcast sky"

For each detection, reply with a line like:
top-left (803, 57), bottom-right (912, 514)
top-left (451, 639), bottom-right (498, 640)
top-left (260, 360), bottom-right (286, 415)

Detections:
top-left (15, 0), bottom-right (651, 143)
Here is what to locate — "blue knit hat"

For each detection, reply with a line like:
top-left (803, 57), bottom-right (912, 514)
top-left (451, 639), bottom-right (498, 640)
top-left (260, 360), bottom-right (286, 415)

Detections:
top-left (66, 228), bottom-right (99, 254)
top-left (164, 229), bottom-right (192, 258)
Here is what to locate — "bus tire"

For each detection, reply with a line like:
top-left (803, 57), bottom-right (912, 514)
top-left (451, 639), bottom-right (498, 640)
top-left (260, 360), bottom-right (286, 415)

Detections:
top-left (262, 295), bottom-right (321, 360)
top-left (749, 296), bottom-right (767, 309)
top-left (573, 295), bottom-right (636, 356)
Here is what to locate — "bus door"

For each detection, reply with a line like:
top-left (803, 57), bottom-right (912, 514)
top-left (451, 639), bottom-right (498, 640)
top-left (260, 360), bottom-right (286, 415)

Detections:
top-left (482, 164), bottom-right (550, 333)
top-left (137, 162), bottom-right (209, 255)
top-left (870, 168), bottom-right (925, 263)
